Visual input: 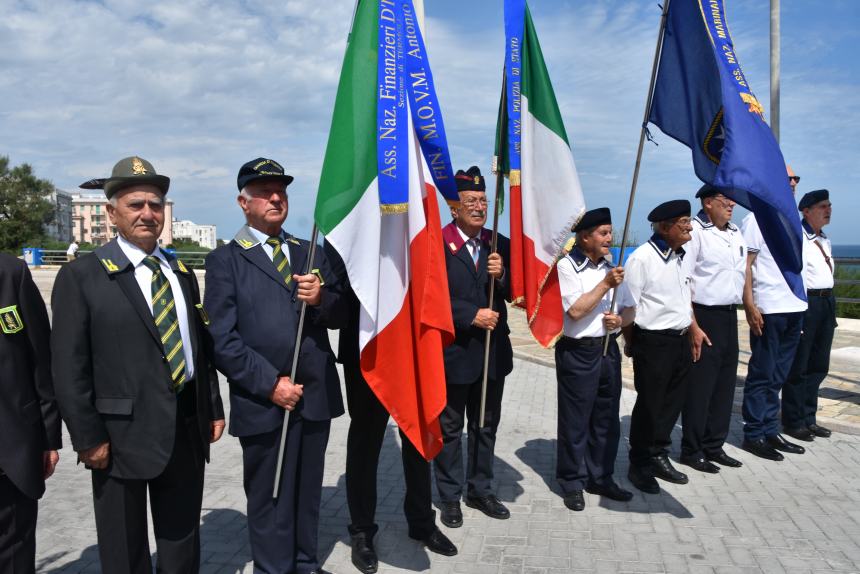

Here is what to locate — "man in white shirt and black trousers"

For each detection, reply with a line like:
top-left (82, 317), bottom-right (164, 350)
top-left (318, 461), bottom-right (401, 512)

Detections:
top-left (680, 185), bottom-right (746, 474)
top-left (620, 200), bottom-right (694, 494)
top-left (555, 208), bottom-right (634, 512)
top-left (782, 189), bottom-right (836, 442)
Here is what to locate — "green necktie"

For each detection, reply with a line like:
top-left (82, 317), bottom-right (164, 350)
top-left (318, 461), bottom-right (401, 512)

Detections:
top-left (266, 237), bottom-right (292, 285)
top-left (142, 256), bottom-right (186, 393)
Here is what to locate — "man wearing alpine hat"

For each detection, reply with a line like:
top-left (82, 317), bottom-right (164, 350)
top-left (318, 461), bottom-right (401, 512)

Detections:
top-left (620, 200), bottom-right (693, 494)
top-left (782, 189), bottom-right (836, 442)
top-left (555, 207), bottom-right (634, 511)
top-left (52, 156), bottom-right (225, 573)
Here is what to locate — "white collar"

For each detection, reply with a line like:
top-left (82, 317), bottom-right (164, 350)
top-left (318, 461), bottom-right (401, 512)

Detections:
top-left (117, 234), bottom-right (164, 268)
top-left (455, 225), bottom-right (480, 243)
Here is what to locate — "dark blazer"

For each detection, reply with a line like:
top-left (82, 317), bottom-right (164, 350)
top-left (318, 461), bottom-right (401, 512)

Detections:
top-left (326, 242), bottom-right (360, 367)
top-left (204, 225), bottom-right (346, 438)
top-left (442, 222), bottom-right (514, 385)
top-left (51, 239), bottom-right (224, 480)
top-left (0, 254), bottom-right (62, 500)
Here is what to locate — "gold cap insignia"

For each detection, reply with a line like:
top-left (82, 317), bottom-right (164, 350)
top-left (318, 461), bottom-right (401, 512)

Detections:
top-left (132, 157), bottom-right (148, 175)
top-left (0, 305), bottom-right (24, 334)
top-left (474, 176), bottom-right (481, 184)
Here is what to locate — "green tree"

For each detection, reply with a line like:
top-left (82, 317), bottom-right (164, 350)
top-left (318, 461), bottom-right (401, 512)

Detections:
top-left (0, 156), bottom-right (55, 251)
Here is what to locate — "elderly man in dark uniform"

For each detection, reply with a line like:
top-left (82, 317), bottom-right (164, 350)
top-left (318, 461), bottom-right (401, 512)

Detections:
top-left (783, 189), bottom-right (836, 441)
top-left (680, 185), bottom-right (747, 473)
top-left (52, 157), bottom-right (225, 573)
top-left (0, 254), bottom-right (62, 573)
top-left (620, 200), bottom-right (694, 494)
top-left (555, 208), bottom-right (633, 511)
top-left (329, 247), bottom-right (457, 574)
top-left (204, 158), bottom-right (345, 574)
top-left (434, 166), bottom-right (513, 528)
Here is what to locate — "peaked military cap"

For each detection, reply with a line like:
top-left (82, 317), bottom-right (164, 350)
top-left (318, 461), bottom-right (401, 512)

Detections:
top-left (80, 156), bottom-right (170, 199)
top-left (798, 189), bottom-right (829, 210)
top-left (455, 166), bottom-right (486, 192)
top-left (648, 199), bottom-right (691, 222)
top-left (237, 157), bottom-right (294, 191)
top-left (573, 207), bottom-right (612, 232)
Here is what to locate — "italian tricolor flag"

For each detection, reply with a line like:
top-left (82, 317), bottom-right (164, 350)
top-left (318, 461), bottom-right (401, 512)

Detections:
top-left (314, 0), bottom-right (453, 460)
top-left (500, 0), bottom-right (586, 347)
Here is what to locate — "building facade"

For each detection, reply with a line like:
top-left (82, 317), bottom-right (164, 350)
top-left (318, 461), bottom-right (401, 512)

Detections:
top-left (172, 219), bottom-right (217, 249)
top-left (45, 188), bottom-right (74, 243)
top-left (71, 194), bottom-right (173, 246)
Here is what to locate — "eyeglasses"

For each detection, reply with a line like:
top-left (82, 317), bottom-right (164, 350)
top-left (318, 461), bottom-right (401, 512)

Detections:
top-left (789, 176), bottom-right (801, 183)
top-left (461, 198), bottom-right (488, 208)
top-left (673, 217), bottom-right (692, 227)
top-left (711, 194), bottom-right (735, 207)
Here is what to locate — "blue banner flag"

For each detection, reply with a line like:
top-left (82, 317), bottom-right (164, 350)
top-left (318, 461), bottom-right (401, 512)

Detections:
top-left (376, 0), bottom-right (458, 210)
top-left (648, 0), bottom-right (805, 300)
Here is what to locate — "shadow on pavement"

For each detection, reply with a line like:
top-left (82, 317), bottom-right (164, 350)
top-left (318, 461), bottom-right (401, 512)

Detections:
top-left (38, 545), bottom-right (101, 573)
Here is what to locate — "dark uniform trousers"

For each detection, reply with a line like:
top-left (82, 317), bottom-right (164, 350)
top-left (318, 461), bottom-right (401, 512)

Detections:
top-left (434, 375), bottom-right (505, 502)
top-left (344, 364), bottom-right (435, 539)
top-left (681, 305), bottom-right (739, 459)
top-left (0, 475), bottom-right (37, 573)
top-left (628, 327), bottom-right (691, 468)
top-left (92, 393), bottom-right (204, 574)
top-left (240, 417), bottom-right (330, 574)
top-left (555, 337), bottom-right (622, 494)
top-left (783, 294), bottom-right (837, 428)
top-left (742, 311), bottom-right (803, 440)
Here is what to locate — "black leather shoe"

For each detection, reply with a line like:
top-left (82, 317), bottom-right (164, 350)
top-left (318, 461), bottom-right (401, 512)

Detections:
top-left (585, 481), bottom-right (634, 502)
top-left (465, 494), bottom-right (510, 519)
top-left (439, 501), bottom-right (462, 528)
top-left (767, 434), bottom-right (805, 454)
top-left (809, 423), bottom-right (832, 438)
top-left (741, 438), bottom-right (783, 461)
top-left (706, 451), bottom-right (743, 468)
top-left (350, 532), bottom-right (378, 574)
top-left (650, 455), bottom-right (689, 484)
top-left (680, 455), bottom-right (720, 474)
top-left (627, 466), bottom-right (659, 494)
top-left (783, 426), bottom-right (815, 442)
top-left (563, 490), bottom-right (585, 511)
top-left (411, 527), bottom-right (457, 556)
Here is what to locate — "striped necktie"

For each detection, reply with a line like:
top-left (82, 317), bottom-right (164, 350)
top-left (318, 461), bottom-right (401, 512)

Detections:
top-left (266, 236), bottom-right (293, 285)
top-left (142, 256), bottom-right (186, 393)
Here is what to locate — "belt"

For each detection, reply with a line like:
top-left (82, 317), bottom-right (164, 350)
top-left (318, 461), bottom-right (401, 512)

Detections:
top-left (807, 288), bottom-right (833, 297)
top-left (634, 325), bottom-right (689, 337)
top-left (692, 302), bottom-right (736, 312)
top-left (559, 333), bottom-right (618, 347)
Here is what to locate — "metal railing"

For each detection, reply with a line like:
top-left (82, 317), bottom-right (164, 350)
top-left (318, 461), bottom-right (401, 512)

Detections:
top-left (835, 257), bottom-right (860, 305)
top-left (29, 249), bottom-right (209, 269)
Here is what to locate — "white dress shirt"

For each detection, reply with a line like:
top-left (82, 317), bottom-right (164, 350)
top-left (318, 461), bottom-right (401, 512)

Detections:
top-left (558, 248), bottom-right (633, 338)
top-left (740, 214), bottom-right (807, 314)
top-left (685, 210), bottom-right (747, 306)
top-left (802, 220), bottom-right (835, 290)
top-left (620, 235), bottom-right (692, 331)
top-left (117, 235), bottom-right (194, 379)
top-left (247, 226), bottom-right (291, 265)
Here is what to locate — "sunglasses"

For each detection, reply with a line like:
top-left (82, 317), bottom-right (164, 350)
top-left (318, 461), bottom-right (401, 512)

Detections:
top-left (789, 176), bottom-right (801, 183)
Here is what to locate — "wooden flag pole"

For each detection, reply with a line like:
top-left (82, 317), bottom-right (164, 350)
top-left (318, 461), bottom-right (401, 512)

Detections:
top-left (602, 0), bottom-right (672, 356)
top-left (273, 224), bottom-right (320, 498)
top-left (479, 71), bottom-right (508, 429)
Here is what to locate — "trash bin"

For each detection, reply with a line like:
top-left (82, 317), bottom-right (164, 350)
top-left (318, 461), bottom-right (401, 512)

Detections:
top-left (22, 247), bottom-right (43, 266)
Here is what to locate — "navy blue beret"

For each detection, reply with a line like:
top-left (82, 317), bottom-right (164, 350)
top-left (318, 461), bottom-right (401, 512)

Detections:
top-left (573, 207), bottom-right (612, 232)
top-left (798, 189), bottom-right (829, 210)
top-left (648, 199), bottom-right (691, 222)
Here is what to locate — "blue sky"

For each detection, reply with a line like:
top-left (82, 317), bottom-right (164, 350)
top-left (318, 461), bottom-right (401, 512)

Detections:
top-left (2, 0), bottom-right (858, 245)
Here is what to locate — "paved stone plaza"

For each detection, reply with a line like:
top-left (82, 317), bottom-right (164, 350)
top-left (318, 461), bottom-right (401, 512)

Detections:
top-left (28, 268), bottom-right (860, 573)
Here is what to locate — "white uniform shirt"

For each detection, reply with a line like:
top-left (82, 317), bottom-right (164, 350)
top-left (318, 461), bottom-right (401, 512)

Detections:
top-left (247, 226), bottom-right (291, 265)
top-left (740, 214), bottom-right (807, 314)
top-left (117, 235), bottom-right (195, 379)
top-left (620, 235), bottom-right (692, 331)
top-left (802, 220), bottom-right (835, 290)
top-left (685, 210), bottom-right (746, 305)
top-left (557, 248), bottom-right (633, 338)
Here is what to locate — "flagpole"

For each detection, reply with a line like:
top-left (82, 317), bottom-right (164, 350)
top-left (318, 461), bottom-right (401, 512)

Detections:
top-left (479, 71), bottom-right (508, 429)
top-left (272, 224), bottom-right (320, 498)
top-left (602, 0), bottom-right (672, 356)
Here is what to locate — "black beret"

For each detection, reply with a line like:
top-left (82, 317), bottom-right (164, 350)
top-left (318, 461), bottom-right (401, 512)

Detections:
top-left (573, 207), bottom-right (612, 232)
top-left (455, 166), bottom-right (486, 192)
top-left (648, 199), bottom-right (691, 222)
top-left (798, 189), bottom-right (829, 211)
top-left (695, 184), bottom-right (721, 199)
top-left (237, 157), bottom-right (294, 191)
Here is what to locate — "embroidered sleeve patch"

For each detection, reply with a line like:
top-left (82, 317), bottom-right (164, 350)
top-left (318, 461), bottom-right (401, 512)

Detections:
top-left (0, 305), bottom-right (24, 334)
